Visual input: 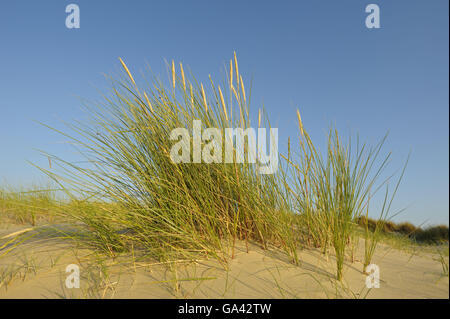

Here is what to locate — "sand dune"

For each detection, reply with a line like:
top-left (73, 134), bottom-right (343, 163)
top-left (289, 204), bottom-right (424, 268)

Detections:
top-left (0, 224), bottom-right (448, 299)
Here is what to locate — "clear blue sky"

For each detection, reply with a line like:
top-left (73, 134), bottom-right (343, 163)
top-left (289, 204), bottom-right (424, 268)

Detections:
top-left (0, 1), bottom-right (448, 226)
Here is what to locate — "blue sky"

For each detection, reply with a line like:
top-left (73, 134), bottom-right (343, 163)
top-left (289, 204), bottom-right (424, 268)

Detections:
top-left (0, 0), bottom-right (448, 226)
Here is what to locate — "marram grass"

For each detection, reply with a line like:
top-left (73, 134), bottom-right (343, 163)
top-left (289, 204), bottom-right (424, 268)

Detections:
top-left (2, 54), bottom-right (409, 281)
top-left (36, 54), bottom-right (299, 266)
top-left (282, 112), bottom-right (406, 280)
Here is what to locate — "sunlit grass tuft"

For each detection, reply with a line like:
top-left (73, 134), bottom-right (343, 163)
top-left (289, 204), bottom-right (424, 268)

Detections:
top-left (34, 54), bottom-right (299, 266)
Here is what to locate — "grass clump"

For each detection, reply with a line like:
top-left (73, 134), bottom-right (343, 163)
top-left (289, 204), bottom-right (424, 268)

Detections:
top-left (0, 184), bottom-right (60, 226)
top-left (282, 113), bottom-right (402, 279)
top-left (37, 54), bottom-right (298, 265)
top-left (17, 54), bottom-right (409, 283)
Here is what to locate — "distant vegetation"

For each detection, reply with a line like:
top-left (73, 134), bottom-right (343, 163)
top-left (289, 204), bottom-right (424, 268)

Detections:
top-left (356, 216), bottom-right (449, 244)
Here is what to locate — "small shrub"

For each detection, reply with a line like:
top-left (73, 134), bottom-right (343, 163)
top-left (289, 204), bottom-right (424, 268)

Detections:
top-left (415, 225), bottom-right (449, 243)
top-left (395, 222), bottom-right (418, 236)
top-left (383, 221), bottom-right (398, 233)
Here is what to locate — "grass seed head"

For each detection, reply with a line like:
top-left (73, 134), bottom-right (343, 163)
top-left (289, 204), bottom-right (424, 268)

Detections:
top-left (201, 83), bottom-right (208, 112)
top-left (240, 75), bottom-right (246, 103)
top-left (296, 109), bottom-right (304, 136)
top-left (172, 60), bottom-right (176, 89)
top-left (180, 62), bottom-right (186, 91)
top-left (234, 51), bottom-right (239, 86)
top-left (144, 92), bottom-right (153, 113)
top-left (229, 60), bottom-right (233, 89)
top-left (218, 85), bottom-right (228, 121)
top-left (119, 57), bottom-right (136, 86)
